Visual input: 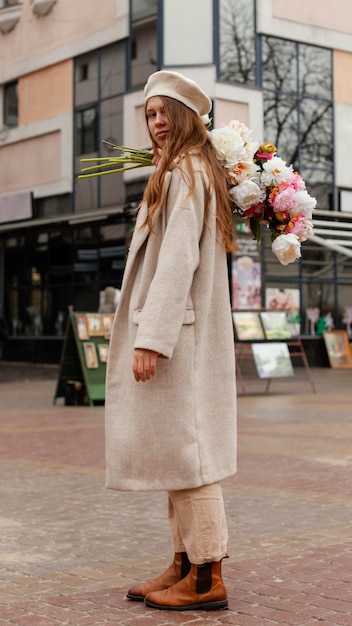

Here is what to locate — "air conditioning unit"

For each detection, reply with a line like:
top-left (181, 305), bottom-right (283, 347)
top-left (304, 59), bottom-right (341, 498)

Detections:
top-left (0, 4), bottom-right (22, 34)
top-left (31, 0), bottom-right (56, 17)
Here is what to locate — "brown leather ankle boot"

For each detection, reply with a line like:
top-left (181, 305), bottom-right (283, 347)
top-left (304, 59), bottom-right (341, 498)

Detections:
top-left (126, 552), bottom-right (191, 601)
top-left (144, 559), bottom-right (228, 611)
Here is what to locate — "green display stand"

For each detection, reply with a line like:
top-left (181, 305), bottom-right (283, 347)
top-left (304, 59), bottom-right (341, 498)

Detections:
top-left (53, 312), bottom-right (113, 407)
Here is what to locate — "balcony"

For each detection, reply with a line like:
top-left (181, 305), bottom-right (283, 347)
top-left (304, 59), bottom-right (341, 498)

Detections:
top-left (311, 209), bottom-right (352, 260)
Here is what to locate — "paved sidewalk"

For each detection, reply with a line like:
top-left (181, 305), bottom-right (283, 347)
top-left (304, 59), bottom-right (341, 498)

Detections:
top-left (0, 365), bottom-right (351, 625)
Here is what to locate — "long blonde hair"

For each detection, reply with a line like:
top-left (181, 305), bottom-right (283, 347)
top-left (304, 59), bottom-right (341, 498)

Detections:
top-left (140, 96), bottom-right (236, 253)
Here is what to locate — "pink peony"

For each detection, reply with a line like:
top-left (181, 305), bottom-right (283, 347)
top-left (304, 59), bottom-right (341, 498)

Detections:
top-left (271, 185), bottom-right (297, 213)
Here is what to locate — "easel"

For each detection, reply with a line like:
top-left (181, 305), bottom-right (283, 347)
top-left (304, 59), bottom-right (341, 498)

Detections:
top-left (53, 312), bottom-right (107, 406)
top-left (235, 337), bottom-right (316, 395)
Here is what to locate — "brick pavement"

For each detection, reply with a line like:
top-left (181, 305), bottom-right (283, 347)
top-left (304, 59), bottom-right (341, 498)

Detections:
top-left (0, 365), bottom-right (351, 625)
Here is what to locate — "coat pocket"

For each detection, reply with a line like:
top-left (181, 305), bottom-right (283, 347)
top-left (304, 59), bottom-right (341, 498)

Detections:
top-left (133, 307), bottom-right (195, 325)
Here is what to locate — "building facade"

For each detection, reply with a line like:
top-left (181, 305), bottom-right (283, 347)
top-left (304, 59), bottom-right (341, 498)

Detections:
top-left (0, 0), bottom-right (352, 362)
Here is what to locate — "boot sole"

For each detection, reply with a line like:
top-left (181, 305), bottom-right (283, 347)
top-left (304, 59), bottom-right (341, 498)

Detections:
top-left (144, 598), bottom-right (228, 611)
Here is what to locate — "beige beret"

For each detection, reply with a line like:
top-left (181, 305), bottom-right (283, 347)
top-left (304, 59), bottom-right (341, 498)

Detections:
top-left (144, 70), bottom-right (212, 117)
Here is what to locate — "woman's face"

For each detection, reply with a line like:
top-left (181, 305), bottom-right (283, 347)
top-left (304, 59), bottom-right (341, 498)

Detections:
top-left (146, 96), bottom-right (170, 148)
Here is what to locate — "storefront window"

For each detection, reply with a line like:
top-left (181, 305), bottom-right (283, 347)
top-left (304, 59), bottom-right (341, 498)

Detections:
top-left (2, 219), bottom-right (131, 340)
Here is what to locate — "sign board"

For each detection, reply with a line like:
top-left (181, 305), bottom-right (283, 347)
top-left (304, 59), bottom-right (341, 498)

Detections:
top-left (53, 312), bottom-right (114, 407)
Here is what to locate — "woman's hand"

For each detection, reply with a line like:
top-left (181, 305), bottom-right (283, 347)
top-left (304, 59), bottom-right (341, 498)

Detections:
top-left (133, 348), bottom-right (159, 382)
top-left (150, 148), bottom-right (163, 166)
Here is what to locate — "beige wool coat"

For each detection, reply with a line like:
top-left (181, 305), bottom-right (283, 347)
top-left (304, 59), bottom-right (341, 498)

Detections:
top-left (105, 156), bottom-right (237, 491)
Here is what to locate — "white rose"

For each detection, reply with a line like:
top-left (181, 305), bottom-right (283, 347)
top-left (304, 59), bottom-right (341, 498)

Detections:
top-left (272, 233), bottom-right (301, 265)
top-left (210, 126), bottom-right (246, 167)
top-left (229, 179), bottom-right (264, 212)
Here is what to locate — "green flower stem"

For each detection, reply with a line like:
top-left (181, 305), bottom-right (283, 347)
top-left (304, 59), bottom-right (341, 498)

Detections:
top-left (79, 142), bottom-right (153, 178)
top-left (78, 163), bottom-right (150, 179)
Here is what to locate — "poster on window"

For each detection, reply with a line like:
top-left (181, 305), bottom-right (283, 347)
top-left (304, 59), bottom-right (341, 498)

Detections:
top-left (232, 229), bottom-right (261, 310)
top-left (265, 288), bottom-right (300, 337)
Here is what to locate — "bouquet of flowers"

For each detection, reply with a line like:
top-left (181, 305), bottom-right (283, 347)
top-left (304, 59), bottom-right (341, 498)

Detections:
top-left (209, 120), bottom-right (316, 265)
top-left (80, 122), bottom-right (316, 265)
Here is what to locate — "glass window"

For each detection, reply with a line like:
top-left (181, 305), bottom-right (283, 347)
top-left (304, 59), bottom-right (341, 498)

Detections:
top-left (100, 43), bottom-right (126, 98)
top-left (300, 99), bottom-right (333, 169)
top-left (262, 38), bottom-right (297, 93)
top-left (74, 172), bottom-right (98, 212)
top-left (4, 81), bottom-right (18, 128)
top-left (300, 168), bottom-right (334, 212)
top-left (262, 36), bottom-right (333, 209)
top-left (218, 0), bottom-right (256, 85)
top-left (298, 45), bottom-right (332, 99)
top-left (100, 96), bottom-right (125, 206)
top-left (130, 20), bottom-right (157, 88)
top-left (131, 0), bottom-right (157, 22)
top-left (75, 52), bottom-right (98, 107)
top-left (76, 107), bottom-right (98, 155)
top-left (263, 92), bottom-right (298, 165)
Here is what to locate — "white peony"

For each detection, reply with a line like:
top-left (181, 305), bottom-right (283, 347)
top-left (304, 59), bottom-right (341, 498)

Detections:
top-left (210, 126), bottom-right (246, 167)
top-left (227, 120), bottom-right (259, 160)
top-left (227, 160), bottom-right (259, 185)
top-left (290, 190), bottom-right (317, 219)
top-left (229, 179), bottom-right (264, 212)
top-left (272, 233), bottom-right (301, 265)
top-left (261, 156), bottom-right (292, 187)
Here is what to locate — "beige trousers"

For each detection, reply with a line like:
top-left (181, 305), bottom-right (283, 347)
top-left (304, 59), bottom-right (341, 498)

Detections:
top-left (167, 482), bottom-right (228, 564)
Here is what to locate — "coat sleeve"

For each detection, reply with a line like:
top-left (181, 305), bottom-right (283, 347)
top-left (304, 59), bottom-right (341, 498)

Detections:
top-left (134, 166), bottom-right (206, 359)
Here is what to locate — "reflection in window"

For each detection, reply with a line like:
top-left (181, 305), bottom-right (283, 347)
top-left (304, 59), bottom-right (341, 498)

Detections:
top-left (262, 38), bottom-right (297, 93)
top-left (4, 81), bottom-right (18, 128)
top-left (300, 99), bottom-right (333, 169)
top-left (262, 37), bottom-right (333, 210)
top-left (76, 107), bottom-right (98, 155)
top-left (298, 45), bottom-right (332, 98)
top-left (263, 92), bottom-right (298, 164)
top-left (218, 0), bottom-right (256, 85)
top-left (300, 168), bottom-right (334, 212)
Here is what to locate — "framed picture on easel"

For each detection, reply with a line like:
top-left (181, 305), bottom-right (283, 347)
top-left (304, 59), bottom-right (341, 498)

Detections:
top-left (323, 330), bottom-right (352, 369)
top-left (251, 342), bottom-right (294, 379)
top-left (86, 314), bottom-right (103, 337)
top-left (232, 311), bottom-right (265, 341)
top-left (83, 342), bottom-right (99, 369)
top-left (260, 311), bottom-right (292, 340)
top-left (76, 314), bottom-right (89, 340)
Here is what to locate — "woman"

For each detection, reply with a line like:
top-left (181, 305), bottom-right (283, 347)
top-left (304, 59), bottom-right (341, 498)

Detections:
top-left (105, 70), bottom-right (237, 611)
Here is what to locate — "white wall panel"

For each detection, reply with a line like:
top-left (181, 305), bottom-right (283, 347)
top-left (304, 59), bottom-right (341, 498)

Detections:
top-left (163, 0), bottom-right (213, 65)
top-left (335, 103), bottom-right (352, 188)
